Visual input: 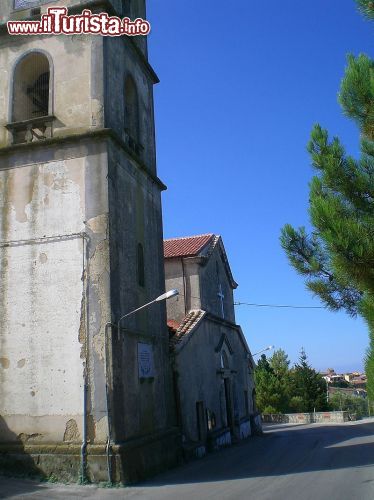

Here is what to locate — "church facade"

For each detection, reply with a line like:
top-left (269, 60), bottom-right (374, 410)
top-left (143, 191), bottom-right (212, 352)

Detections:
top-left (0, 0), bottom-right (180, 483)
top-left (164, 234), bottom-right (259, 458)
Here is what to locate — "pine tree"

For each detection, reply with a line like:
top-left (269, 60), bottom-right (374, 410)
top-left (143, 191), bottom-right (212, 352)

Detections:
top-left (290, 349), bottom-right (327, 412)
top-left (357, 0), bottom-right (374, 19)
top-left (269, 349), bottom-right (292, 411)
top-left (254, 355), bottom-right (286, 413)
top-left (269, 349), bottom-right (290, 378)
top-left (280, 4), bottom-right (374, 398)
top-left (254, 351), bottom-right (292, 413)
top-left (256, 353), bottom-right (272, 372)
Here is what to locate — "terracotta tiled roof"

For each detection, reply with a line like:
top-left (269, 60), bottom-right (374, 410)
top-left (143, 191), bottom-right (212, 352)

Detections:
top-left (169, 310), bottom-right (206, 349)
top-left (164, 233), bottom-right (238, 288)
top-left (164, 234), bottom-right (214, 258)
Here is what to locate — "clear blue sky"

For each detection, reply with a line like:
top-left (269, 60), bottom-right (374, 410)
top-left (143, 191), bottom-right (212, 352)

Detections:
top-left (147, 0), bottom-right (373, 373)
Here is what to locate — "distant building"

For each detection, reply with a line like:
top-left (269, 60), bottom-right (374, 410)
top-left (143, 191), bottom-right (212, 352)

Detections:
top-left (164, 234), bottom-right (259, 458)
top-left (320, 368), bottom-right (335, 382)
top-left (351, 375), bottom-right (367, 389)
top-left (321, 369), bottom-right (367, 388)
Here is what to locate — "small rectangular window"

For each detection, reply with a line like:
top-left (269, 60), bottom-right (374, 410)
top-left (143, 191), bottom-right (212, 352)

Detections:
top-left (137, 243), bottom-right (145, 288)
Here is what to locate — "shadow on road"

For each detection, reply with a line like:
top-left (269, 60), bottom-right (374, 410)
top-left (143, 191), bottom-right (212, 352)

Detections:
top-left (0, 477), bottom-right (48, 500)
top-left (137, 421), bottom-right (374, 488)
top-left (0, 421), bottom-right (373, 498)
top-left (0, 416), bottom-right (46, 499)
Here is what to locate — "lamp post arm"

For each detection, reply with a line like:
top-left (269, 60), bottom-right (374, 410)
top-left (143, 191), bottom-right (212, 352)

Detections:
top-left (116, 289), bottom-right (179, 332)
top-left (117, 299), bottom-right (157, 330)
top-left (252, 348), bottom-right (266, 357)
top-left (252, 345), bottom-right (274, 357)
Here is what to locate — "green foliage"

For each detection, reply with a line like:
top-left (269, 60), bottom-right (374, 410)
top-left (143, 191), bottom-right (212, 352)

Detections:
top-left (329, 392), bottom-right (368, 418)
top-left (280, 16), bottom-right (374, 397)
top-left (329, 380), bottom-right (350, 388)
top-left (257, 353), bottom-right (272, 372)
top-left (289, 349), bottom-right (328, 412)
top-left (263, 405), bottom-right (278, 414)
top-left (98, 481), bottom-right (124, 489)
top-left (280, 224), bottom-right (364, 316)
top-left (78, 473), bottom-right (91, 485)
top-left (254, 363), bottom-right (286, 413)
top-left (46, 474), bottom-right (59, 484)
top-left (339, 54), bottom-right (374, 137)
top-left (289, 396), bottom-right (304, 413)
top-left (255, 348), bottom-right (327, 414)
top-left (255, 353), bottom-right (284, 412)
top-left (269, 349), bottom-right (290, 378)
top-left (356, 0), bottom-right (374, 20)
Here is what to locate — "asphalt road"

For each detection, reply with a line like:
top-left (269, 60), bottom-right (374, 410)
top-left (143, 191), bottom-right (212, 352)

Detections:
top-left (1, 419), bottom-right (374, 499)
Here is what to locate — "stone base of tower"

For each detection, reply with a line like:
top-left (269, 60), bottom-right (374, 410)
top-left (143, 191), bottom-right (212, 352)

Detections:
top-left (0, 428), bottom-right (182, 484)
top-left (110, 428), bottom-right (182, 484)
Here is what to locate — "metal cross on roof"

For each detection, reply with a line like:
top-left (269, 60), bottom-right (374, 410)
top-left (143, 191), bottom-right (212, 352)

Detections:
top-left (218, 283), bottom-right (225, 319)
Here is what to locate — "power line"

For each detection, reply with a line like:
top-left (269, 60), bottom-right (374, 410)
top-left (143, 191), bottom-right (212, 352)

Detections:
top-left (234, 302), bottom-right (325, 310)
top-left (174, 292), bottom-right (325, 310)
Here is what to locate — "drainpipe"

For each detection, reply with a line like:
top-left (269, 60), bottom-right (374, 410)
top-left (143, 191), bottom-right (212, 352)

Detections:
top-left (104, 321), bottom-right (114, 483)
top-left (101, 41), bottom-right (112, 484)
top-left (80, 233), bottom-right (89, 483)
top-left (105, 436), bottom-right (112, 484)
top-left (81, 379), bottom-right (88, 482)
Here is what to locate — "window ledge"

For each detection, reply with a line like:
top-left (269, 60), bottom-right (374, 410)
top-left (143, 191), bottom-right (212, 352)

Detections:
top-left (6, 115), bottom-right (55, 130)
top-left (6, 115), bottom-right (55, 144)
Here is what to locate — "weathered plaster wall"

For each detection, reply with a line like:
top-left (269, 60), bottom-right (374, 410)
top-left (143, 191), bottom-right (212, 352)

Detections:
top-left (176, 321), bottom-right (225, 442)
top-left (0, 139), bottom-right (110, 444)
top-left (165, 259), bottom-right (187, 322)
top-left (165, 245), bottom-right (236, 324)
top-left (165, 258), bottom-right (201, 323)
top-left (175, 318), bottom-right (254, 444)
top-left (200, 245), bottom-right (236, 323)
top-left (0, 0), bottom-right (179, 479)
top-left (106, 139), bottom-right (176, 443)
top-left (0, 32), bottom-right (103, 147)
top-left (104, 35), bottom-right (156, 174)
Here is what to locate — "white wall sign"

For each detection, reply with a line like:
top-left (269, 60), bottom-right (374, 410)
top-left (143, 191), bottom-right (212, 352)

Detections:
top-left (138, 343), bottom-right (154, 379)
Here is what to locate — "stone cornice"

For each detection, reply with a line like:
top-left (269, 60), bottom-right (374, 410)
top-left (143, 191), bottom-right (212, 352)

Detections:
top-left (0, 127), bottom-right (167, 191)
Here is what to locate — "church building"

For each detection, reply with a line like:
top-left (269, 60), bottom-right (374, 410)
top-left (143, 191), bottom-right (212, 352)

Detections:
top-left (0, 0), bottom-right (180, 483)
top-left (164, 234), bottom-right (259, 458)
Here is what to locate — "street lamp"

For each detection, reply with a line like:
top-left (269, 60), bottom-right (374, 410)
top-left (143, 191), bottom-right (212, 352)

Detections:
top-left (117, 289), bottom-right (179, 333)
top-left (102, 288), bottom-right (179, 484)
top-left (252, 345), bottom-right (274, 357)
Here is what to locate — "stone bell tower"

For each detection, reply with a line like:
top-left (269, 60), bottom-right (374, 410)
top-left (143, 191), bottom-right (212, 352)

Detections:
top-left (0, 0), bottom-right (179, 483)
